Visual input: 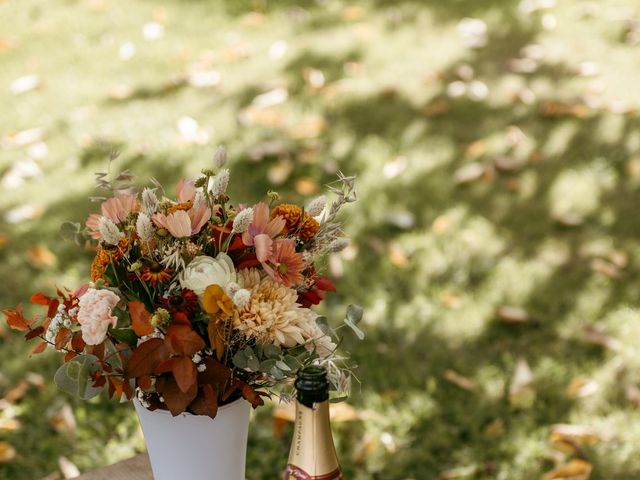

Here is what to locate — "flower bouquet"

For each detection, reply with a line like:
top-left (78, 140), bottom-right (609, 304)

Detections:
top-left (3, 148), bottom-right (361, 423)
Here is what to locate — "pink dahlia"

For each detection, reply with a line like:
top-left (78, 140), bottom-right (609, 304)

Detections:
top-left (85, 193), bottom-right (139, 239)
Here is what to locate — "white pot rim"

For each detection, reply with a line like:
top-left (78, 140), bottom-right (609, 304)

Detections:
top-left (133, 396), bottom-right (248, 418)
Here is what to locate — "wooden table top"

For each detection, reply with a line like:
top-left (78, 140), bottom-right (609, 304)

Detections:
top-left (77, 454), bottom-right (152, 480)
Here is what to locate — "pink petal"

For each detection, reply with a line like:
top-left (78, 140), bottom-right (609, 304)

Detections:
top-left (188, 203), bottom-right (211, 234)
top-left (254, 234), bottom-right (273, 263)
top-left (86, 213), bottom-right (103, 239)
top-left (166, 210), bottom-right (192, 237)
top-left (176, 179), bottom-right (196, 203)
top-left (265, 215), bottom-right (286, 237)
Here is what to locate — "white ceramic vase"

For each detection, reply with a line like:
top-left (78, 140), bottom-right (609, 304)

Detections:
top-left (134, 398), bottom-right (251, 480)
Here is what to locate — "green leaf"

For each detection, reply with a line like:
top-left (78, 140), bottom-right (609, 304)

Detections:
top-left (344, 304), bottom-right (365, 340)
top-left (260, 359), bottom-right (277, 372)
top-left (276, 360), bottom-right (292, 371)
top-left (346, 304), bottom-right (364, 325)
top-left (263, 344), bottom-right (281, 359)
top-left (54, 354), bottom-right (102, 400)
top-left (109, 327), bottom-right (137, 346)
top-left (315, 316), bottom-right (331, 335)
top-left (247, 355), bottom-right (260, 372)
top-left (232, 350), bottom-right (248, 369)
top-left (284, 354), bottom-right (302, 370)
top-left (270, 367), bottom-right (285, 380)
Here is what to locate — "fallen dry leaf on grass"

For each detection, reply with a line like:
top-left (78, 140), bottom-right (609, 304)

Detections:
top-left (509, 357), bottom-right (535, 408)
top-left (444, 370), bottom-right (476, 391)
top-left (3, 380), bottom-right (30, 403)
top-left (0, 418), bottom-right (21, 431)
top-left (550, 424), bottom-right (600, 447)
top-left (590, 258), bottom-right (621, 279)
top-left (626, 385), bottom-right (640, 408)
top-left (497, 306), bottom-right (530, 324)
top-left (50, 404), bottom-right (77, 434)
top-left (0, 441), bottom-right (16, 463)
top-left (27, 244), bottom-right (58, 268)
top-left (582, 324), bottom-right (621, 351)
top-left (543, 458), bottom-right (592, 480)
top-left (58, 456), bottom-right (80, 479)
top-left (566, 378), bottom-right (599, 399)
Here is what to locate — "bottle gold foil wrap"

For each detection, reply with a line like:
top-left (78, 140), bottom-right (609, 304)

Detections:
top-left (283, 399), bottom-right (342, 480)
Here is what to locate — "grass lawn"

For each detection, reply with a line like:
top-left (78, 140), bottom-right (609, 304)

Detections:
top-left (2, 0), bottom-right (640, 478)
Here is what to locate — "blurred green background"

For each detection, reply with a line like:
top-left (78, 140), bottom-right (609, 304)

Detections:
top-left (2, 0), bottom-right (640, 478)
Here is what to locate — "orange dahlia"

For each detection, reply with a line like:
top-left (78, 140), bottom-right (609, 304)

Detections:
top-left (271, 204), bottom-right (320, 241)
top-left (140, 263), bottom-right (174, 287)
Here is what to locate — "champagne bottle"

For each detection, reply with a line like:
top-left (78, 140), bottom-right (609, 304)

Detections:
top-left (283, 365), bottom-right (342, 480)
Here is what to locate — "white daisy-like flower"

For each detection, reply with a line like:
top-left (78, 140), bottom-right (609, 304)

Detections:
top-left (232, 208), bottom-right (253, 233)
top-left (306, 195), bottom-right (327, 217)
top-left (208, 168), bottom-right (230, 198)
top-left (141, 188), bottom-right (159, 214)
top-left (98, 217), bottom-right (124, 245)
top-left (136, 212), bottom-right (155, 242)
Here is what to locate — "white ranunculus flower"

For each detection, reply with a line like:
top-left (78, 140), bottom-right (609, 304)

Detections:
top-left (179, 253), bottom-right (237, 297)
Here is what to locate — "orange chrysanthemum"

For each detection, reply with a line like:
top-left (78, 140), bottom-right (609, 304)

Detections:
top-left (140, 263), bottom-right (174, 287)
top-left (90, 238), bottom-right (130, 282)
top-left (271, 204), bottom-right (320, 241)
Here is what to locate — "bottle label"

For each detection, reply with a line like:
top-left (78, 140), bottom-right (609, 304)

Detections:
top-left (283, 464), bottom-right (342, 480)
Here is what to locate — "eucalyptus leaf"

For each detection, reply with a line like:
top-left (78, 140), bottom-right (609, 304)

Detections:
top-left (260, 359), bottom-right (277, 372)
top-left (315, 316), bottom-right (331, 335)
top-left (270, 367), bottom-right (285, 380)
top-left (54, 354), bottom-right (102, 400)
top-left (346, 304), bottom-right (364, 325)
top-left (284, 354), bottom-right (301, 370)
top-left (276, 360), bottom-right (292, 372)
top-left (344, 317), bottom-right (365, 340)
top-left (247, 356), bottom-right (260, 372)
top-left (263, 344), bottom-right (281, 359)
top-left (232, 351), bottom-right (248, 369)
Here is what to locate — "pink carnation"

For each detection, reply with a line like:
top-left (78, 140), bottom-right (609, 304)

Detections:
top-left (77, 288), bottom-right (120, 345)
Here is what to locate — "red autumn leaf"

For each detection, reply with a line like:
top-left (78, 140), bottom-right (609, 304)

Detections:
top-left (125, 338), bottom-right (169, 379)
top-left (3, 305), bottom-right (32, 331)
top-left (31, 341), bottom-right (47, 354)
top-left (92, 372), bottom-right (106, 388)
top-left (315, 275), bottom-right (336, 292)
top-left (25, 326), bottom-right (44, 341)
top-left (46, 299), bottom-right (60, 318)
top-left (171, 356), bottom-right (197, 393)
top-left (87, 342), bottom-right (105, 361)
top-left (73, 284), bottom-right (89, 299)
top-left (64, 351), bottom-right (78, 362)
top-left (122, 377), bottom-right (133, 400)
top-left (55, 327), bottom-right (72, 350)
top-left (138, 375), bottom-right (153, 390)
top-left (154, 358), bottom-right (174, 375)
top-left (237, 256), bottom-right (261, 269)
top-left (198, 358), bottom-right (231, 389)
top-left (108, 376), bottom-right (124, 399)
top-left (156, 376), bottom-right (197, 416)
top-left (190, 384), bottom-right (218, 418)
top-left (129, 301), bottom-right (154, 337)
top-left (165, 324), bottom-right (205, 357)
top-left (71, 332), bottom-right (85, 352)
top-left (30, 292), bottom-right (52, 305)
top-left (241, 383), bottom-right (267, 408)
top-left (222, 378), bottom-right (242, 402)
top-left (171, 312), bottom-right (191, 326)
